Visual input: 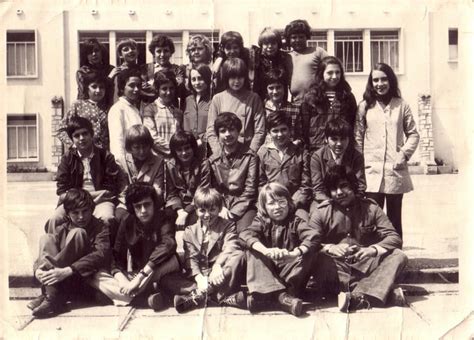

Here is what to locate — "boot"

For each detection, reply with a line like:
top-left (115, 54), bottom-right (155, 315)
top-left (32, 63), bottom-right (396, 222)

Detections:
top-left (388, 287), bottom-right (407, 307)
top-left (174, 290), bottom-right (206, 313)
top-left (339, 292), bottom-right (371, 313)
top-left (219, 291), bottom-right (247, 310)
top-left (247, 292), bottom-right (274, 314)
top-left (148, 292), bottom-right (166, 311)
top-left (32, 285), bottom-right (65, 318)
top-left (276, 292), bottom-right (303, 316)
top-left (27, 295), bottom-right (45, 310)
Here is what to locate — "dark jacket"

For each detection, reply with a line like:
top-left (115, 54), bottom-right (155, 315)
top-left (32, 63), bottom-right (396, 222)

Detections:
top-left (165, 158), bottom-right (210, 213)
top-left (111, 209), bottom-right (177, 274)
top-left (240, 210), bottom-right (318, 253)
top-left (56, 146), bottom-right (120, 198)
top-left (207, 143), bottom-right (258, 219)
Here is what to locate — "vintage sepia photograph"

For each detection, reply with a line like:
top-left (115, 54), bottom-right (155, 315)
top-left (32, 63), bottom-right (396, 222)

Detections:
top-left (1, 0), bottom-right (473, 338)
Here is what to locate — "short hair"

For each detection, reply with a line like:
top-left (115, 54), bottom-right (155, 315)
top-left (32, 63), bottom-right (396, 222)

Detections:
top-left (214, 112), bottom-right (243, 135)
top-left (186, 34), bottom-right (213, 64)
top-left (116, 38), bottom-right (137, 55)
top-left (125, 182), bottom-right (160, 215)
top-left (63, 188), bottom-right (95, 214)
top-left (263, 67), bottom-right (289, 88)
top-left (258, 27), bottom-right (283, 50)
top-left (219, 31), bottom-right (244, 52)
top-left (194, 187), bottom-right (224, 211)
top-left (125, 125), bottom-right (154, 153)
top-left (153, 70), bottom-right (178, 93)
top-left (284, 19), bottom-right (311, 40)
top-left (80, 38), bottom-right (109, 67)
top-left (148, 35), bottom-right (175, 55)
top-left (257, 182), bottom-right (295, 221)
top-left (66, 116), bottom-right (94, 140)
top-left (266, 110), bottom-right (290, 131)
top-left (169, 131), bottom-right (199, 163)
top-left (323, 165), bottom-right (358, 194)
top-left (221, 57), bottom-right (249, 89)
top-left (187, 64), bottom-right (212, 95)
top-left (324, 118), bottom-right (352, 139)
top-left (117, 68), bottom-right (142, 96)
top-left (82, 73), bottom-right (107, 100)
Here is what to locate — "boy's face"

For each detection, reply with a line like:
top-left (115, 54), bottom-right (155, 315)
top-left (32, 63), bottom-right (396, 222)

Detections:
top-left (68, 205), bottom-right (93, 228)
top-left (224, 42), bottom-right (241, 58)
top-left (196, 206), bottom-right (220, 227)
top-left (265, 195), bottom-right (289, 222)
top-left (330, 179), bottom-right (355, 207)
top-left (326, 135), bottom-right (349, 157)
top-left (266, 82), bottom-right (285, 103)
top-left (133, 197), bottom-right (155, 225)
top-left (72, 128), bottom-right (93, 153)
top-left (120, 44), bottom-right (138, 63)
top-left (269, 123), bottom-right (291, 148)
top-left (154, 46), bottom-right (172, 66)
top-left (158, 82), bottom-right (175, 105)
top-left (175, 144), bottom-right (194, 165)
top-left (289, 33), bottom-right (307, 52)
top-left (130, 143), bottom-right (152, 161)
top-left (123, 76), bottom-right (141, 103)
top-left (218, 127), bottom-right (239, 147)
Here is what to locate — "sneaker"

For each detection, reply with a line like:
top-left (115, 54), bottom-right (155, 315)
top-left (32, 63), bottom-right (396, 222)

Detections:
top-left (27, 295), bottom-right (45, 310)
top-left (277, 292), bottom-right (303, 316)
top-left (389, 287), bottom-right (407, 307)
top-left (220, 291), bottom-right (247, 309)
top-left (174, 291), bottom-right (205, 313)
top-left (32, 296), bottom-right (64, 318)
top-left (148, 292), bottom-right (165, 311)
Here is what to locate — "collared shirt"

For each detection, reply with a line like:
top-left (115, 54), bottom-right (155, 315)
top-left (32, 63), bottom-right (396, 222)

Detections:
top-left (77, 148), bottom-right (96, 192)
top-left (264, 100), bottom-right (302, 143)
top-left (328, 148), bottom-right (343, 165)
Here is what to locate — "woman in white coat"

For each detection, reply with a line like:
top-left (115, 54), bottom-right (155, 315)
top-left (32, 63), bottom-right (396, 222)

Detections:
top-left (354, 63), bottom-right (419, 239)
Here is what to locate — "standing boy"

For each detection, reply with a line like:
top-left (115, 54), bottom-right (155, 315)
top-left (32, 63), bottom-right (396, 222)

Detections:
top-left (30, 189), bottom-right (110, 318)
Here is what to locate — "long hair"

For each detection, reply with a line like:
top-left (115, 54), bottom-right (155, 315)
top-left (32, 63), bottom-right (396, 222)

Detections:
top-left (169, 131), bottom-right (200, 165)
top-left (80, 38), bottom-right (109, 68)
top-left (187, 63), bottom-right (212, 96)
top-left (257, 182), bottom-right (295, 221)
top-left (221, 57), bottom-right (250, 90)
top-left (362, 62), bottom-right (401, 109)
top-left (186, 34), bottom-right (213, 65)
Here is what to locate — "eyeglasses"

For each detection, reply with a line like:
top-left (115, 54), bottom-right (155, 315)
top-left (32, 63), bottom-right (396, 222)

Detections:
top-left (267, 199), bottom-right (288, 208)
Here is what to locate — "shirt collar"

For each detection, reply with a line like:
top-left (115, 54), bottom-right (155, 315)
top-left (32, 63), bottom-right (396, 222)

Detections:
top-left (77, 147), bottom-right (95, 160)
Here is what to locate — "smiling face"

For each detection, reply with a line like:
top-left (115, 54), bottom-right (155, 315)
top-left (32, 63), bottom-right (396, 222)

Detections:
top-left (175, 143), bottom-right (194, 165)
top-left (87, 46), bottom-right (102, 66)
top-left (158, 81), bottom-right (176, 105)
top-left (323, 64), bottom-right (342, 89)
top-left (120, 44), bottom-right (138, 64)
top-left (266, 82), bottom-right (285, 103)
top-left (87, 81), bottom-right (106, 103)
top-left (67, 205), bottom-right (93, 228)
top-left (326, 135), bottom-right (349, 157)
top-left (262, 40), bottom-right (278, 57)
top-left (228, 76), bottom-right (245, 92)
top-left (224, 42), bottom-right (241, 58)
top-left (265, 194), bottom-right (289, 222)
top-left (196, 205), bottom-right (220, 227)
top-left (372, 70), bottom-right (390, 96)
top-left (269, 123), bottom-right (291, 148)
top-left (71, 128), bottom-right (93, 153)
top-left (189, 41), bottom-right (207, 64)
top-left (133, 196), bottom-right (155, 225)
top-left (218, 127), bottom-right (239, 148)
top-left (123, 76), bottom-right (141, 103)
top-left (330, 179), bottom-right (356, 207)
top-left (154, 46), bottom-right (172, 66)
top-left (289, 33), bottom-right (307, 52)
top-left (190, 69), bottom-right (208, 95)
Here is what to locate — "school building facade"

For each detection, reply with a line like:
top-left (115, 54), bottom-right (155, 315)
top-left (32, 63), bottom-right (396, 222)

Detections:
top-left (1, 0), bottom-right (470, 174)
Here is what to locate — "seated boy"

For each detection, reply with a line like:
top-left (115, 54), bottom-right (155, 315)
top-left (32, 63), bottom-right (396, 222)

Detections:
top-left (262, 68), bottom-right (302, 146)
top-left (47, 116), bottom-right (120, 234)
top-left (89, 182), bottom-right (180, 309)
top-left (258, 110), bottom-right (311, 210)
top-left (207, 112), bottom-right (258, 233)
top-left (166, 187), bottom-right (247, 313)
top-left (309, 165), bottom-right (408, 312)
top-left (309, 118), bottom-right (366, 213)
top-left (30, 189), bottom-right (110, 318)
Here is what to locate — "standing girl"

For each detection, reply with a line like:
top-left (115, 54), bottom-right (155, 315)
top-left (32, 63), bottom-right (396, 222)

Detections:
top-left (143, 70), bottom-right (183, 157)
top-left (301, 56), bottom-right (357, 152)
top-left (206, 57), bottom-right (265, 156)
top-left (183, 64), bottom-right (212, 157)
top-left (354, 63), bottom-right (419, 238)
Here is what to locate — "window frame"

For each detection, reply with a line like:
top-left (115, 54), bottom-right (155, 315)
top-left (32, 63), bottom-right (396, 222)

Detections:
top-left (7, 113), bottom-right (40, 163)
top-left (6, 29), bottom-right (39, 79)
top-left (369, 29), bottom-right (401, 73)
top-left (448, 28), bottom-right (458, 63)
top-left (333, 30), bottom-right (364, 74)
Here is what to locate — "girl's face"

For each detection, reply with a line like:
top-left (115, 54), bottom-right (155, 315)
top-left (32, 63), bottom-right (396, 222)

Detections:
top-left (228, 76), bottom-right (245, 92)
top-left (265, 194), bottom-right (289, 222)
top-left (189, 42), bottom-right (207, 64)
top-left (87, 46), bottom-right (102, 65)
top-left (158, 82), bottom-right (176, 105)
top-left (87, 81), bottom-right (106, 103)
top-left (262, 40), bottom-right (278, 57)
top-left (372, 70), bottom-right (390, 96)
top-left (130, 143), bottom-right (152, 161)
top-left (269, 124), bottom-right (291, 148)
top-left (323, 64), bottom-right (342, 89)
top-left (266, 82), bottom-right (285, 103)
top-left (175, 143), bottom-right (194, 165)
top-left (224, 42), bottom-right (241, 58)
top-left (120, 45), bottom-right (138, 64)
top-left (190, 69), bottom-right (208, 94)
top-left (154, 46), bottom-right (172, 66)
top-left (123, 76), bottom-right (141, 103)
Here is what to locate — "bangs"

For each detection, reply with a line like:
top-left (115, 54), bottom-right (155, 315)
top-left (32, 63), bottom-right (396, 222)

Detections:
top-left (194, 188), bottom-right (224, 211)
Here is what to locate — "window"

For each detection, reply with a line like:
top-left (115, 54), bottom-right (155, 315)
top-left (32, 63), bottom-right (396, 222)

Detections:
top-left (370, 30), bottom-right (399, 72)
top-left (334, 31), bottom-right (363, 73)
top-left (116, 31), bottom-right (147, 66)
top-left (78, 32), bottom-right (110, 66)
top-left (157, 32), bottom-right (183, 65)
top-left (7, 30), bottom-right (37, 77)
top-left (7, 114), bottom-right (39, 161)
top-left (308, 31), bottom-right (328, 51)
top-left (448, 28), bottom-right (458, 61)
